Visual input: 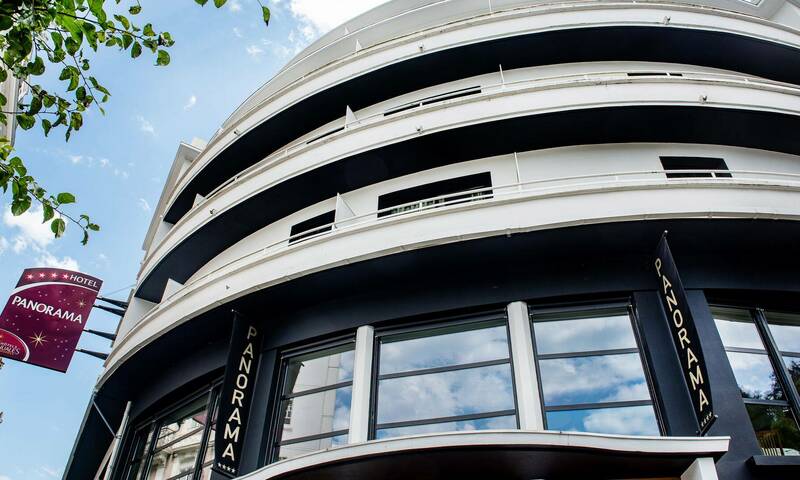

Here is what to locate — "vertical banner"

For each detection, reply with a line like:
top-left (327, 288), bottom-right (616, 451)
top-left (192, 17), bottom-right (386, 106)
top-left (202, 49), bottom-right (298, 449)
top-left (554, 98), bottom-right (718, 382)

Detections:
top-left (214, 311), bottom-right (262, 478)
top-left (0, 268), bottom-right (102, 372)
top-left (654, 234), bottom-right (716, 434)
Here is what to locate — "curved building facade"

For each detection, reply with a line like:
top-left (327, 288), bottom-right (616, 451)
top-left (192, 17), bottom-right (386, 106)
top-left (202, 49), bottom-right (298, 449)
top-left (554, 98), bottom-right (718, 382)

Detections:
top-left (67, 1), bottom-right (800, 479)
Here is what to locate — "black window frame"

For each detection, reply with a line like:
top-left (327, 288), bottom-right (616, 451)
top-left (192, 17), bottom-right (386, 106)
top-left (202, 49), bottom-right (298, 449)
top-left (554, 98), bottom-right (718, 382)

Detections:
top-left (376, 172), bottom-right (493, 218)
top-left (709, 303), bottom-right (800, 451)
top-left (659, 156), bottom-right (732, 178)
top-left (117, 381), bottom-right (221, 480)
top-left (368, 310), bottom-right (519, 440)
top-left (528, 300), bottom-right (665, 435)
top-left (267, 335), bottom-right (357, 463)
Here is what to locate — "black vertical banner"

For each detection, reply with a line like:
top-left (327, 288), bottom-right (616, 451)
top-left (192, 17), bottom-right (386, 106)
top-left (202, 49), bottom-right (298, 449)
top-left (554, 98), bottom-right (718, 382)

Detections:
top-left (654, 233), bottom-right (716, 434)
top-left (213, 311), bottom-right (262, 478)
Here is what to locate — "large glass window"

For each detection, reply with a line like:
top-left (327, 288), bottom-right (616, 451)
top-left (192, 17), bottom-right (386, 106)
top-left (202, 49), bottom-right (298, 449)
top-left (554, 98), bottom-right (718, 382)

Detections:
top-left (372, 315), bottom-right (517, 439)
top-left (122, 386), bottom-right (219, 480)
top-left (530, 307), bottom-right (660, 436)
top-left (272, 342), bottom-right (355, 461)
top-left (712, 307), bottom-right (800, 456)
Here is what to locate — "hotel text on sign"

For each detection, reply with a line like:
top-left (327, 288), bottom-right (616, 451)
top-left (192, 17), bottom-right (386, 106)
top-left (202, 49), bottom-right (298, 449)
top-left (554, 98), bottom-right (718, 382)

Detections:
top-left (654, 235), bottom-right (715, 434)
top-left (0, 268), bottom-right (102, 372)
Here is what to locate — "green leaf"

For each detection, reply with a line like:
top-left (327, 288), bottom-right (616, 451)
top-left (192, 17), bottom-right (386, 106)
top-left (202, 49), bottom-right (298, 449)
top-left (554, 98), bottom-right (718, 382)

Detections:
top-left (214, 0), bottom-right (227, 7)
top-left (130, 5), bottom-right (142, 15)
top-left (70, 112), bottom-right (83, 131)
top-left (11, 197), bottom-right (31, 216)
top-left (81, 230), bottom-right (89, 245)
top-left (51, 218), bottom-right (66, 238)
top-left (28, 56), bottom-right (45, 76)
top-left (50, 31), bottom-right (64, 50)
top-left (114, 14), bottom-right (131, 30)
top-left (88, 0), bottom-right (107, 24)
top-left (262, 6), bottom-right (271, 26)
top-left (156, 49), bottom-right (170, 66)
top-left (88, 223), bottom-right (100, 232)
top-left (143, 23), bottom-right (155, 37)
top-left (17, 114), bottom-right (35, 130)
top-left (0, 15), bottom-right (12, 31)
top-left (28, 96), bottom-right (42, 115)
top-left (43, 203), bottom-right (55, 222)
top-left (195, 0), bottom-right (209, 5)
top-left (57, 192), bottom-right (76, 204)
top-left (121, 33), bottom-right (133, 49)
top-left (131, 42), bottom-right (142, 58)
top-left (41, 119), bottom-right (53, 136)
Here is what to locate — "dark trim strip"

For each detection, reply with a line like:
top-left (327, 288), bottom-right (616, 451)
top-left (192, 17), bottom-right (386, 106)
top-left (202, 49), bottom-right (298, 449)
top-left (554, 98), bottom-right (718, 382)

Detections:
top-left (283, 380), bottom-right (353, 399)
top-left (537, 348), bottom-right (640, 360)
top-left (544, 400), bottom-right (654, 412)
top-left (375, 409), bottom-right (517, 431)
top-left (377, 358), bottom-right (511, 381)
top-left (278, 429), bottom-right (349, 446)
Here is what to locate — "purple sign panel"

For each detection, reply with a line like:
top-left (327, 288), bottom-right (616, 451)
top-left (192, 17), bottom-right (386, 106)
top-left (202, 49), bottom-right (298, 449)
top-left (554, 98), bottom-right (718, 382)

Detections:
top-left (0, 268), bottom-right (102, 372)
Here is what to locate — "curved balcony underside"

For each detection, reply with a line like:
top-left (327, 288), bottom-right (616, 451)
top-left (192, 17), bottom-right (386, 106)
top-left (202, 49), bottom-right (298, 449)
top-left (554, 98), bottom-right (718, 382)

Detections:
top-left (136, 103), bottom-right (800, 303)
top-left (164, 23), bottom-right (800, 225)
top-left (239, 431), bottom-right (729, 480)
top-left (112, 178), bottom-right (800, 388)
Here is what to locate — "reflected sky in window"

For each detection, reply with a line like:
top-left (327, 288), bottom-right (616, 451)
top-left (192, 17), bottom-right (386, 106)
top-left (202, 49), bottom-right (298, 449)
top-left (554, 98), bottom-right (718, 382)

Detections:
top-left (546, 405), bottom-right (659, 436)
top-left (714, 316), bottom-right (764, 351)
top-left (726, 352), bottom-right (785, 401)
top-left (768, 316), bottom-right (800, 353)
top-left (376, 415), bottom-right (517, 439)
top-left (277, 434), bottom-right (348, 461)
top-left (279, 387), bottom-right (352, 441)
top-left (377, 364), bottom-right (514, 424)
top-left (533, 314), bottom-right (636, 355)
top-left (379, 323), bottom-right (509, 375)
top-left (539, 353), bottom-right (649, 406)
top-left (285, 348), bottom-right (354, 394)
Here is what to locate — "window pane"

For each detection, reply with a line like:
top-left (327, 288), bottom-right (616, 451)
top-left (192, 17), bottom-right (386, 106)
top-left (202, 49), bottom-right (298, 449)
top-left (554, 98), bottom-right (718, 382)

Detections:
top-left (725, 351), bottom-right (785, 401)
top-left (532, 312), bottom-right (636, 355)
top-left (783, 356), bottom-right (800, 393)
top-left (376, 414), bottom-right (516, 439)
top-left (712, 308), bottom-right (764, 350)
top-left (546, 405), bottom-right (659, 436)
top-left (147, 446), bottom-right (199, 480)
top-left (276, 435), bottom-right (348, 461)
top-left (155, 396), bottom-right (209, 450)
top-left (278, 387), bottom-right (351, 442)
top-left (284, 346), bottom-right (354, 394)
top-left (767, 312), bottom-right (800, 353)
top-left (379, 321), bottom-right (509, 375)
top-left (376, 363), bottom-right (514, 424)
top-left (539, 353), bottom-right (650, 406)
top-left (745, 404), bottom-right (800, 456)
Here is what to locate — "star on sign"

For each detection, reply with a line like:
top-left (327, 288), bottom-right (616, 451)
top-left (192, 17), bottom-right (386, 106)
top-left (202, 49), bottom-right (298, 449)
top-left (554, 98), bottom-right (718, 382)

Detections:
top-left (62, 274), bottom-right (69, 279)
top-left (26, 274), bottom-right (34, 280)
top-left (29, 332), bottom-right (48, 348)
top-left (78, 300), bottom-right (85, 308)
top-left (50, 272), bottom-right (58, 279)
top-left (38, 273), bottom-right (46, 278)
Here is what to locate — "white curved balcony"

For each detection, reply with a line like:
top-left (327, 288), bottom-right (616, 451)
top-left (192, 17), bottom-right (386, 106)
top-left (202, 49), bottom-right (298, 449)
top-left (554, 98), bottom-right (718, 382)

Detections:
top-left (237, 430), bottom-right (729, 480)
top-left (137, 69), bottom-right (800, 291)
top-left (106, 168), bottom-right (800, 385)
top-left (163, 0), bottom-right (800, 220)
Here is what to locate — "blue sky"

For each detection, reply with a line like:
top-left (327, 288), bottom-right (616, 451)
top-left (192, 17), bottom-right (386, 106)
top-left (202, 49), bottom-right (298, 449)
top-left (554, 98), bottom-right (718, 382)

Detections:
top-left (0, 1), bottom-right (385, 478)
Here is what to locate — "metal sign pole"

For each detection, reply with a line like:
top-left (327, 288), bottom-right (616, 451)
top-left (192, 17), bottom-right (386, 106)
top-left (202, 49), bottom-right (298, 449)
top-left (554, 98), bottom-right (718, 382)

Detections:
top-left (102, 400), bottom-right (132, 480)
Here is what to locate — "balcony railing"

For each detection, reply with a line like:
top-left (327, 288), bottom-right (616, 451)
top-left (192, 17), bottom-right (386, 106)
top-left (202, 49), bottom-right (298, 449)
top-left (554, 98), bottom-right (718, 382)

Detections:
top-left (169, 168), bottom-right (800, 298)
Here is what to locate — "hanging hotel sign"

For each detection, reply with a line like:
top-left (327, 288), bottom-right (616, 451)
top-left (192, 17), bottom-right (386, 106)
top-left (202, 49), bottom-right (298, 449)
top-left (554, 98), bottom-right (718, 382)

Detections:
top-left (654, 233), bottom-right (716, 434)
top-left (214, 311), bottom-right (262, 478)
top-left (0, 268), bottom-right (102, 372)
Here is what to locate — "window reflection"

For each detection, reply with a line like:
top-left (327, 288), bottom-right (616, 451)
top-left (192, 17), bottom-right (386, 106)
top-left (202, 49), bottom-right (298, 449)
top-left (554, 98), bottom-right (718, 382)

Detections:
top-left (273, 343), bottom-right (355, 462)
top-left (538, 353), bottom-right (650, 406)
top-left (712, 306), bottom-right (800, 457)
top-left (546, 405), bottom-right (660, 436)
top-left (374, 318), bottom-right (517, 437)
top-left (532, 307), bottom-right (659, 436)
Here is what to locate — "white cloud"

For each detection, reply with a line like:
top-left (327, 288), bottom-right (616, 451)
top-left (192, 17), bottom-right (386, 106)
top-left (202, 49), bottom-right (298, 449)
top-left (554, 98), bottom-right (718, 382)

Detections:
top-left (99, 158), bottom-right (110, 167)
top-left (0, 475), bottom-right (12, 480)
top-left (3, 205), bottom-right (57, 251)
top-left (136, 115), bottom-right (156, 136)
top-left (229, 0), bottom-right (242, 12)
top-left (184, 95), bottom-right (197, 110)
top-left (288, 0), bottom-right (387, 34)
top-left (138, 198), bottom-right (151, 212)
top-left (0, 235), bottom-right (8, 255)
top-left (36, 251), bottom-right (79, 271)
top-left (38, 466), bottom-right (60, 479)
top-left (246, 44), bottom-right (265, 58)
top-left (232, 26), bottom-right (243, 38)
top-left (68, 155), bottom-right (83, 165)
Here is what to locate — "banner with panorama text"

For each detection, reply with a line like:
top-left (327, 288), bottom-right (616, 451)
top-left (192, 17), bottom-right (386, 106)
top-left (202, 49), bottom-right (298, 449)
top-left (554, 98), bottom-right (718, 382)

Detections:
top-left (0, 268), bottom-right (102, 372)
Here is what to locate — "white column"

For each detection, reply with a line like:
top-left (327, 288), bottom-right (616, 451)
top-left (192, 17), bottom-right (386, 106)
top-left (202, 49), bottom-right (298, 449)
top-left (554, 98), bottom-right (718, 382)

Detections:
top-left (681, 458), bottom-right (719, 480)
top-left (348, 325), bottom-right (374, 444)
top-left (507, 301), bottom-right (544, 430)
